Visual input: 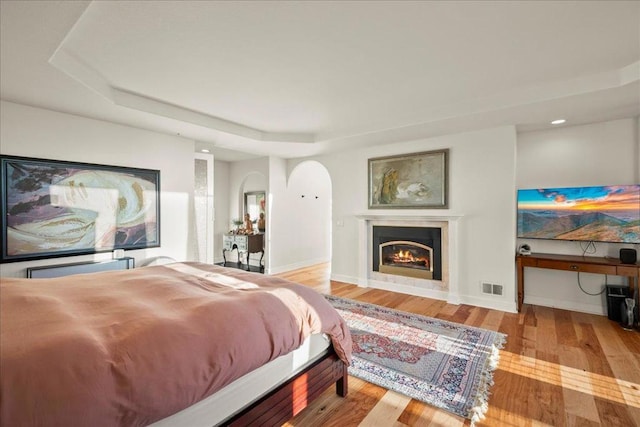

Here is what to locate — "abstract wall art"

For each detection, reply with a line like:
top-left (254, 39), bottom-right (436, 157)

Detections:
top-left (1, 155), bottom-right (160, 263)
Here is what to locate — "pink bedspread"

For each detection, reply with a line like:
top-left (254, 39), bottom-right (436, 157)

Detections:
top-left (0, 262), bottom-right (351, 426)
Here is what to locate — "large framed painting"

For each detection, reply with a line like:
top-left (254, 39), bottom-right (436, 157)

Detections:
top-left (1, 155), bottom-right (160, 263)
top-left (368, 149), bottom-right (448, 209)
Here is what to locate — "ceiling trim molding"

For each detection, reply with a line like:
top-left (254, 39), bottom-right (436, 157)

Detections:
top-left (48, 47), bottom-right (316, 143)
top-left (44, 2), bottom-right (638, 148)
top-left (48, 48), bottom-right (113, 101)
top-left (49, 44), bottom-right (639, 148)
top-left (620, 60), bottom-right (640, 86)
top-left (316, 62), bottom-right (640, 142)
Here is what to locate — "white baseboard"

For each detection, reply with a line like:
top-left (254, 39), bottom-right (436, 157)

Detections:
top-left (329, 274), bottom-right (360, 286)
top-left (267, 258), bottom-right (329, 275)
top-left (329, 275), bottom-right (518, 313)
top-left (322, 279), bottom-right (595, 315)
top-left (459, 295), bottom-right (518, 313)
top-left (524, 295), bottom-right (606, 316)
top-left (330, 270), bottom-right (599, 315)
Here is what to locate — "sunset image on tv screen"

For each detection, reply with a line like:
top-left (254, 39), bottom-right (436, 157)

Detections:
top-left (517, 185), bottom-right (640, 243)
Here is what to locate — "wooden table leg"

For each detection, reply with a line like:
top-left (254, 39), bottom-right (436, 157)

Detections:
top-left (516, 258), bottom-right (524, 312)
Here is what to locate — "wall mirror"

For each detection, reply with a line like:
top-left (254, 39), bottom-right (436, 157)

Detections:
top-left (244, 191), bottom-right (266, 232)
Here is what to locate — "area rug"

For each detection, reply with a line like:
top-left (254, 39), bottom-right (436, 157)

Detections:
top-left (325, 295), bottom-right (506, 425)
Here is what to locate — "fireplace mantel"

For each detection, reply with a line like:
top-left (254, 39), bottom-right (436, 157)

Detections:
top-left (355, 213), bottom-right (464, 222)
top-left (356, 213), bottom-right (464, 304)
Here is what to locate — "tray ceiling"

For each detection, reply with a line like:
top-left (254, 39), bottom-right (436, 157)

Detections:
top-left (1, 1), bottom-right (638, 160)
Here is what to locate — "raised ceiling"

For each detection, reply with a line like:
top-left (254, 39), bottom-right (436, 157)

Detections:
top-left (1, 1), bottom-right (638, 161)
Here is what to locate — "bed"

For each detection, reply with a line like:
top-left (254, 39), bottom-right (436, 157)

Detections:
top-left (0, 262), bottom-right (352, 426)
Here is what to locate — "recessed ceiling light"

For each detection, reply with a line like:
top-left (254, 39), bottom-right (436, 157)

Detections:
top-left (551, 119), bottom-right (566, 125)
top-left (201, 149), bottom-right (210, 153)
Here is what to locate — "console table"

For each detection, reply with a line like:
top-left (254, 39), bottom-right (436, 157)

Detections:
top-left (516, 253), bottom-right (639, 312)
top-left (223, 233), bottom-right (264, 270)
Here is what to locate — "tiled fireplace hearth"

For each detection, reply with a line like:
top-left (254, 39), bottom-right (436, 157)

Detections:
top-left (356, 214), bottom-right (462, 303)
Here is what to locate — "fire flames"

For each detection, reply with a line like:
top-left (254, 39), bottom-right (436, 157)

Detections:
top-left (389, 250), bottom-right (429, 268)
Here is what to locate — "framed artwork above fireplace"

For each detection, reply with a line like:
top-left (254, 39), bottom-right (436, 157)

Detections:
top-left (368, 149), bottom-right (448, 209)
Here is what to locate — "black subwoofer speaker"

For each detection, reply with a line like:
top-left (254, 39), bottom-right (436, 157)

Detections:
top-left (620, 248), bottom-right (637, 264)
top-left (606, 285), bottom-right (629, 321)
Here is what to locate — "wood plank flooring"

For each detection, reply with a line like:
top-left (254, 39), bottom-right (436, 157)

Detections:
top-left (276, 264), bottom-right (640, 427)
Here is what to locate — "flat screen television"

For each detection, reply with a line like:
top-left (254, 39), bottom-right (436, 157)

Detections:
top-left (517, 184), bottom-right (640, 244)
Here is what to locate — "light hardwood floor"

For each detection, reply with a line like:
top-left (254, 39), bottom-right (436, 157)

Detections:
top-left (277, 264), bottom-right (640, 427)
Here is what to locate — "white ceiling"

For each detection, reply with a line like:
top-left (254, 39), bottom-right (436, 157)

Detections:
top-left (1, 1), bottom-right (639, 161)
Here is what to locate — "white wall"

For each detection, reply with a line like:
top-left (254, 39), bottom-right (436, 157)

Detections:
top-left (517, 118), bottom-right (639, 314)
top-left (268, 160), bottom-right (332, 273)
top-left (0, 101), bottom-right (196, 277)
top-left (303, 126), bottom-right (518, 312)
top-left (267, 156), bottom-right (288, 272)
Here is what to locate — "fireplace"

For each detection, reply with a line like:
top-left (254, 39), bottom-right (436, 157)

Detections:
top-left (357, 214), bottom-right (461, 301)
top-left (373, 226), bottom-right (442, 281)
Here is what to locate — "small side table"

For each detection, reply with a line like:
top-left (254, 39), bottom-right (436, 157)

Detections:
top-left (223, 233), bottom-right (264, 271)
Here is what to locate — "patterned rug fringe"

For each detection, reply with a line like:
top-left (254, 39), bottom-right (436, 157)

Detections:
top-left (325, 294), bottom-right (507, 425)
top-left (469, 333), bottom-right (506, 426)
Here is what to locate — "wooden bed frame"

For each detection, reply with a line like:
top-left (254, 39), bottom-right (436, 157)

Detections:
top-left (224, 350), bottom-right (348, 426)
